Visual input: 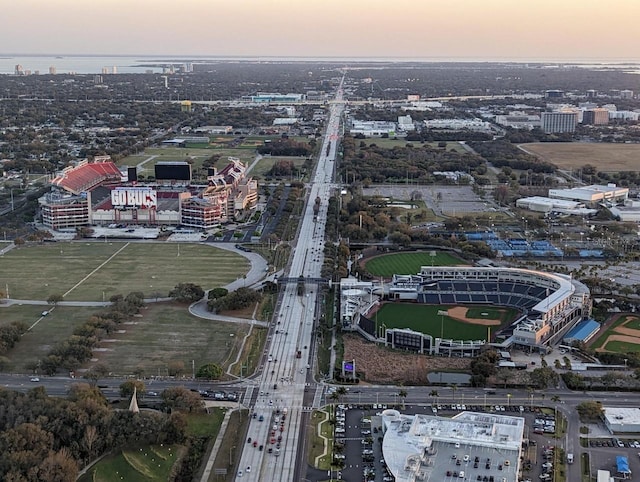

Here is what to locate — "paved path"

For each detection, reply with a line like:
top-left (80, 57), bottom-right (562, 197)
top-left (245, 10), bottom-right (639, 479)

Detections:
top-left (200, 407), bottom-right (236, 482)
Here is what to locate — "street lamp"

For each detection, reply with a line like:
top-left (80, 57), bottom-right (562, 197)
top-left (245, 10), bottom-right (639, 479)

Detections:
top-left (507, 393), bottom-right (512, 407)
top-left (229, 445), bottom-right (235, 466)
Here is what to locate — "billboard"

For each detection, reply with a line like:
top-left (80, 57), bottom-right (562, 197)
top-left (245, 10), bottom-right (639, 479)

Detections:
top-left (155, 162), bottom-right (192, 181)
top-left (111, 187), bottom-right (157, 209)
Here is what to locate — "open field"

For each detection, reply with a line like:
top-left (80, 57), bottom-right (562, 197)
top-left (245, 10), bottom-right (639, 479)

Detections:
top-left (87, 303), bottom-right (248, 377)
top-left (4, 306), bottom-right (103, 372)
top-left (375, 303), bottom-right (517, 340)
top-left (343, 333), bottom-right (471, 384)
top-left (358, 139), bottom-right (467, 153)
top-left (0, 242), bottom-right (249, 301)
top-left (249, 155), bottom-right (309, 179)
top-left (520, 142), bottom-right (640, 171)
top-left (363, 251), bottom-right (466, 277)
top-left (79, 444), bottom-right (183, 482)
top-left (4, 303), bottom-right (248, 375)
top-left (591, 314), bottom-right (640, 352)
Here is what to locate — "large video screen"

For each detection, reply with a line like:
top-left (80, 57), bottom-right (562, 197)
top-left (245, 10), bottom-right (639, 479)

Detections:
top-left (155, 162), bottom-right (192, 181)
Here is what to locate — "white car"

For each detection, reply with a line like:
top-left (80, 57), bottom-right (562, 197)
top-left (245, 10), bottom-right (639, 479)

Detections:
top-left (30, 377), bottom-right (40, 382)
top-left (246, 466), bottom-right (251, 472)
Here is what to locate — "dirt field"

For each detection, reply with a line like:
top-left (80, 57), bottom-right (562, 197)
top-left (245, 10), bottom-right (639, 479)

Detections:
top-left (519, 142), bottom-right (640, 171)
top-left (342, 334), bottom-right (470, 385)
top-left (447, 307), bottom-right (501, 326)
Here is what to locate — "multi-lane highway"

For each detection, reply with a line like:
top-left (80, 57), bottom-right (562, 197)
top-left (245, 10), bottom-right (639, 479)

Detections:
top-left (235, 80), bottom-right (345, 481)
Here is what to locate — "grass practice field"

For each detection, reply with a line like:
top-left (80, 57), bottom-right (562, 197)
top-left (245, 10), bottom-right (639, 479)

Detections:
top-left (0, 242), bottom-right (249, 301)
top-left (364, 251), bottom-right (465, 277)
top-left (520, 142), bottom-right (640, 171)
top-left (375, 303), bottom-right (518, 341)
top-left (591, 314), bottom-right (640, 353)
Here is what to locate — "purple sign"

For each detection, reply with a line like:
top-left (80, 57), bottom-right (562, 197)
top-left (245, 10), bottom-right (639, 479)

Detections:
top-left (344, 363), bottom-right (354, 371)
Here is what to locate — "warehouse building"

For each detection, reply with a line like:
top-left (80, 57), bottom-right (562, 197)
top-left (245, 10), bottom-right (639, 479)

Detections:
top-left (603, 407), bottom-right (640, 433)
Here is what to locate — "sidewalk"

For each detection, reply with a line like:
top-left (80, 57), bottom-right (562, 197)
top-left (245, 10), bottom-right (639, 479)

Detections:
top-left (200, 408), bottom-right (235, 482)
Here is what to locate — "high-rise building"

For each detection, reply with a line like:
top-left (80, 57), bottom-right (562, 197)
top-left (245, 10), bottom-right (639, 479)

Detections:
top-left (14, 64), bottom-right (23, 75)
top-left (49, 66), bottom-right (56, 75)
top-left (621, 89), bottom-right (634, 99)
top-left (541, 112), bottom-right (578, 133)
top-left (582, 108), bottom-right (609, 125)
top-left (112, 66), bottom-right (117, 74)
top-left (545, 90), bottom-right (564, 99)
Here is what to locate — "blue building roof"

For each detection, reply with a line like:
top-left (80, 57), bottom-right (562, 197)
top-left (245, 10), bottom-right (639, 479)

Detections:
top-left (564, 319), bottom-right (601, 343)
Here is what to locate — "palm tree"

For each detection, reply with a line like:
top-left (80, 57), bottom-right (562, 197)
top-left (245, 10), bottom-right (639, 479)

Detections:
top-left (449, 383), bottom-right (458, 402)
top-left (398, 389), bottom-right (408, 410)
top-left (336, 386), bottom-right (347, 403)
top-left (429, 390), bottom-right (439, 406)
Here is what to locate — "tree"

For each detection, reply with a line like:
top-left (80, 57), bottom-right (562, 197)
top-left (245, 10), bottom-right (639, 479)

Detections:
top-left (208, 287), bottom-right (229, 300)
top-left (83, 362), bottom-right (109, 386)
top-left (196, 363), bottom-right (223, 380)
top-left (167, 360), bottom-right (185, 377)
top-left (398, 389), bottom-right (407, 410)
top-left (119, 379), bottom-right (145, 399)
top-left (429, 390), bottom-right (439, 405)
top-left (530, 367), bottom-right (559, 389)
top-left (47, 293), bottom-right (64, 305)
top-left (67, 384), bottom-right (109, 408)
top-left (576, 401), bottom-right (603, 422)
top-left (161, 387), bottom-right (204, 412)
top-left (169, 283), bottom-right (205, 303)
top-left (37, 448), bottom-right (79, 481)
top-left (449, 383), bottom-right (458, 401)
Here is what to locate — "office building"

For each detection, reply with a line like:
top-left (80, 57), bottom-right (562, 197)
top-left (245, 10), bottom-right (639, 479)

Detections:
top-left (541, 112), bottom-right (578, 133)
top-left (582, 108), bottom-right (609, 125)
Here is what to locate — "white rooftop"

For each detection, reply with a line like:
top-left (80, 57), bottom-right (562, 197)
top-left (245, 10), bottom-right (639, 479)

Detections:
top-left (603, 406), bottom-right (640, 425)
top-left (381, 410), bottom-right (524, 482)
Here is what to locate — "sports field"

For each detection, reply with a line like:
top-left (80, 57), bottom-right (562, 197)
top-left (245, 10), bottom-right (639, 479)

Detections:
top-left (0, 242), bottom-right (249, 301)
top-left (520, 142), bottom-right (640, 171)
top-left (364, 251), bottom-right (465, 277)
top-left (375, 303), bottom-right (518, 341)
top-left (591, 314), bottom-right (640, 353)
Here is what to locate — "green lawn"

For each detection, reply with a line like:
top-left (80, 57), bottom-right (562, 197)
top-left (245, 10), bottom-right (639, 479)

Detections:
top-left (603, 340), bottom-right (640, 354)
top-left (364, 251), bottom-right (465, 277)
top-left (185, 409), bottom-right (226, 437)
top-left (376, 303), bottom-right (516, 341)
top-left (249, 156), bottom-right (308, 179)
top-left (0, 242), bottom-right (249, 301)
top-left (4, 306), bottom-right (104, 372)
top-left (358, 139), bottom-right (467, 153)
top-left (79, 444), bottom-right (182, 482)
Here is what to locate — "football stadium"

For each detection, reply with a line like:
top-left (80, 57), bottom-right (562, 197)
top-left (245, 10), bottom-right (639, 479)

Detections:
top-left (342, 265), bottom-right (591, 357)
top-left (39, 156), bottom-right (258, 231)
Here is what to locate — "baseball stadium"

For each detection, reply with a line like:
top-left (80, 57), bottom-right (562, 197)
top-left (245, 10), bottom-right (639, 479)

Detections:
top-left (342, 265), bottom-right (591, 357)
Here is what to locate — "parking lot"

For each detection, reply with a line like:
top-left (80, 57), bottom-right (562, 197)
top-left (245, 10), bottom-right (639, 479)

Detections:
top-left (322, 402), bottom-right (567, 482)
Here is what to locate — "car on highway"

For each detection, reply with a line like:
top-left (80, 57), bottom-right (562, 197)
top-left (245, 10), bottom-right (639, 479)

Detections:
top-left (245, 466), bottom-right (251, 473)
top-left (30, 377), bottom-right (40, 382)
